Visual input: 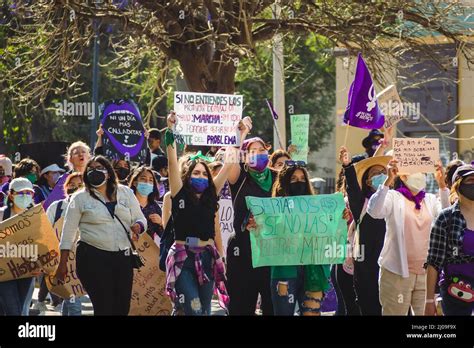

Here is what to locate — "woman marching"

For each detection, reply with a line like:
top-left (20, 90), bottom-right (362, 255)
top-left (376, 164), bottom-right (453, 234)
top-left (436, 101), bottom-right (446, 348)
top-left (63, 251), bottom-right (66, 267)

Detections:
top-left (269, 160), bottom-right (332, 315)
top-left (56, 156), bottom-right (147, 315)
top-left (226, 117), bottom-right (277, 315)
top-left (164, 111), bottom-right (233, 315)
top-left (367, 159), bottom-right (449, 315)
top-left (425, 163), bottom-right (474, 316)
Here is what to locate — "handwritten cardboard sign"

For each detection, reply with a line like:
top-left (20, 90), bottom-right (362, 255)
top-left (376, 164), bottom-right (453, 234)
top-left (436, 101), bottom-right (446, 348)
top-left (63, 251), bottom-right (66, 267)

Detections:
top-left (377, 85), bottom-right (405, 128)
top-left (45, 216), bottom-right (86, 299)
top-left (0, 204), bottom-right (60, 281)
top-left (129, 233), bottom-right (172, 316)
top-left (245, 193), bottom-right (347, 268)
top-left (218, 198), bottom-right (234, 256)
top-left (173, 92), bottom-right (243, 146)
top-left (393, 137), bottom-right (439, 174)
top-left (290, 114), bottom-right (310, 162)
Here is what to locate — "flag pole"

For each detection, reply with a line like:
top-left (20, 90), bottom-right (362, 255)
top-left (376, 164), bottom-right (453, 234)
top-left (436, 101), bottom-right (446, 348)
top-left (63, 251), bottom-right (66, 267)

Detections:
top-left (343, 121), bottom-right (350, 147)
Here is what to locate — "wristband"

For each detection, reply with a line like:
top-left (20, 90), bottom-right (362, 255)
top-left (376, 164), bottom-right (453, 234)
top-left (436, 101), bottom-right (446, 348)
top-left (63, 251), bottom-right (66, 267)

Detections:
top-left (164, 129), bottom-right (175, 148)
top-left (425, 299), bottom-right (435, 304)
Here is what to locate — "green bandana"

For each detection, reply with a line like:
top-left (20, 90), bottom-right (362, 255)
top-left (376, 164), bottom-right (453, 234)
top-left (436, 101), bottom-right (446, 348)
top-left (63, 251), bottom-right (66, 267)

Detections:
top-left (248, 167), bottom-right (273, 192)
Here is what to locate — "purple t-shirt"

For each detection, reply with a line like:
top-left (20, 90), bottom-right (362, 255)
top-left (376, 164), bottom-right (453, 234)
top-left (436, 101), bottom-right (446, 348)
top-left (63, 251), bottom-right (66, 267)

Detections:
top-left (441, 229), bottom-right (474, 284)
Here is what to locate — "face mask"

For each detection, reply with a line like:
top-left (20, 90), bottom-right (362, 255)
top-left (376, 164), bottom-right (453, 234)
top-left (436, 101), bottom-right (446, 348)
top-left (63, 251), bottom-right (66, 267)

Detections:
top-left (371, 174), bottom-right (387, 189)
top-left (67, 188), bottom-right (78, 195)
top-left (459, 182), bottom-right (474, 201)
top-left (248, 153), bottom-right (269, 172)
top-left (137, 182), bottom-right (154, 196)
top-left (25, 173), bottom-right (37, 184)
top-left (13, 195), bottom-right (33, 210)
top-left (115, 167), bottom-right (130, 181)
top-left (87, 169), bottom-right (107, 188)
top-left (404, 173), bottom-right (426, 194)
top-left (190, 177), bottom-right (209, 193)
top-left (289, 181), bottom-right (307, 196)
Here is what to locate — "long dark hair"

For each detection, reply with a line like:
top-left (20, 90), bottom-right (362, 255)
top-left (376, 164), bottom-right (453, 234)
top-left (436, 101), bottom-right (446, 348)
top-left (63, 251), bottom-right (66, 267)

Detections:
top-left (128, 166), bottom-right (160, 204)
top-left (83, 156), bottom-right (118, 201)
top-left (181, 159), bottom-right (218, 211)
top-left (272, 165), bottom-right (314, 197)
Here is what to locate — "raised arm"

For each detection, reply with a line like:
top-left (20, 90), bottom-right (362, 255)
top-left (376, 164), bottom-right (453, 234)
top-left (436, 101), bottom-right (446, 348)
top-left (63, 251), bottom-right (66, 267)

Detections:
top-left (165, 111), bottom-right (183, 197)
top-left (162, 192), bottom-right (172, 229)
top-left (373, 126), bottom-right (393, 157)
top-left (213, 146), bottom-right (239, 194)
top-left (227, 116), bottom-right (252, 185)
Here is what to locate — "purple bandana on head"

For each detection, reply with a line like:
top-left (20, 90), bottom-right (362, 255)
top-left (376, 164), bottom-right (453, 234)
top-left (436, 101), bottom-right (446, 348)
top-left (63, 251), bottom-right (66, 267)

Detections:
top-left (343, 54), bottom-right (385, 129)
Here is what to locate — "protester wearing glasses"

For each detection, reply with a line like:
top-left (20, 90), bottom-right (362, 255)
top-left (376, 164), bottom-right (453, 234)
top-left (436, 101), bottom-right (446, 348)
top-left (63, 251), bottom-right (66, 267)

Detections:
top-left (226, 117), bottom-right (277, 315)
top-left (56, 156), bottom-right (147, 315)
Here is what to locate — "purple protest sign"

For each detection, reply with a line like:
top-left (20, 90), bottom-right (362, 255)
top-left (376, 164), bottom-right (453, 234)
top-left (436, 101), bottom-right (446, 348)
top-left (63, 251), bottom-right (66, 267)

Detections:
top-left (43, 173), bottom-right (69, 211)
top-left (100, 100), bottom-right (147, 162)
top-left (343, 54), bottom-right (385, 129)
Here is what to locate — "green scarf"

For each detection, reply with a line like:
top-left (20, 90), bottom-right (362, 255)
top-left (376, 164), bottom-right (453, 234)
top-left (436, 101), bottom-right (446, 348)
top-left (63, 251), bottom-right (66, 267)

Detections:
top-left (248, 167), bottom-right (273, 192)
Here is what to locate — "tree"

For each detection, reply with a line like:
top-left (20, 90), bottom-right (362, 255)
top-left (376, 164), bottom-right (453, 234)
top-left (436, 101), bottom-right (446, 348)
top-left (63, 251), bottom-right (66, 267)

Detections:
top-left (1, 0), bottom-right (472, 153)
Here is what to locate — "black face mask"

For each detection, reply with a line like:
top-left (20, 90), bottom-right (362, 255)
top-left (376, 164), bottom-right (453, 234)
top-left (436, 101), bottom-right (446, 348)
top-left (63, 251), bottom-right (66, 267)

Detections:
top-left (87, 169), bottom-right (107, 187)
top-left (289, 181), bottom-right (307, 196)
top-left (459, 182), bottom-right (474, 201)
top-left (115, 167), bottom-right (130, 181)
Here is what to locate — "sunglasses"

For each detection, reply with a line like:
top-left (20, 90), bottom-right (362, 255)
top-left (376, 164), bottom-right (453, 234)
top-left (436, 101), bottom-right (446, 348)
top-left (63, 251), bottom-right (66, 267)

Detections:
top-left (284, 160), bottom-right (307, 168)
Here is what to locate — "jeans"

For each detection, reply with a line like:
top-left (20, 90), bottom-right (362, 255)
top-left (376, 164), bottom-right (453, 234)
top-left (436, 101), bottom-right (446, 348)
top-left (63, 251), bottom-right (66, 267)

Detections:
top-left (440, 285), bottom-right (474, 316)
top-left (271, 276), bottom-right (304, 316)
top-left (61, 296), bottom-right (83, 316)
top-left (174, 249), bottom-right (214, 315)
top-left (0, 277), bottom-right (35, 316)
top-left (21, 277), bottom-right (36, 315)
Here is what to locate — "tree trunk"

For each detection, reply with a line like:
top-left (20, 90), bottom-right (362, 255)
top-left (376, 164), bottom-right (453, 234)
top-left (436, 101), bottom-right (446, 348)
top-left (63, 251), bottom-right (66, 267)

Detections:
top-left (0, 88), bottom-right (5, 154)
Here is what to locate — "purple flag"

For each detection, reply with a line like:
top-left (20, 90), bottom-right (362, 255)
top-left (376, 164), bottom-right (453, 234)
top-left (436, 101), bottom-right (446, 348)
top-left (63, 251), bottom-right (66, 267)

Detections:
top-left (265, 99), bottom-right (279, 120)
top-left (343, 54), bottom-right (384, 129)
top-left (43, 173), bottom-right (69, 211)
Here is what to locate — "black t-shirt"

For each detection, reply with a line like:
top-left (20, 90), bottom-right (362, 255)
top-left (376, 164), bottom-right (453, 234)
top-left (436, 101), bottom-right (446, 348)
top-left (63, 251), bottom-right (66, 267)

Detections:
top-left (230, 164), bottom-right (277, 238)
top-left (171, 186), bottom-right (216, 241)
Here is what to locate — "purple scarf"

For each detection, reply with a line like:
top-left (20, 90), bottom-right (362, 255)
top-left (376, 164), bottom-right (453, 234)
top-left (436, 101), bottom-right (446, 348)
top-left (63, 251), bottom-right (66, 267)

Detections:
top-left (396, 186), bottom-right (426, 210)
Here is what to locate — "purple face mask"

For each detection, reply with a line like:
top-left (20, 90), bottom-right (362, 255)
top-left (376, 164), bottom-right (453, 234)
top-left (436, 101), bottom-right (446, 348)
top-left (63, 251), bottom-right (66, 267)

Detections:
top-left (248, 153), bottom-right (269, 172)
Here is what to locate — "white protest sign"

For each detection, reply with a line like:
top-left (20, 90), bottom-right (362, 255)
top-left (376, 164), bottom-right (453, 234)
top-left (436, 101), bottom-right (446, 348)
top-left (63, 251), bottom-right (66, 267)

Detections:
top-left (377, 85), bottom-right (405, 128)
top-left (393, 137), bottom-right (440, 174)
top-left (218, 198), bottom-right (234, 256)
top-left (173, 92), bottom-right (243, 146)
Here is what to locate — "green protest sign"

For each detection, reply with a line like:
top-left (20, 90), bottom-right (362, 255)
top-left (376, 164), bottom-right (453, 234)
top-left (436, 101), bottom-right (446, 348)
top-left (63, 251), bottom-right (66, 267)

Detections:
top-left (245, 193), bottom-right (347, 268)
top-left (290, 114), bottom-right (310, 162)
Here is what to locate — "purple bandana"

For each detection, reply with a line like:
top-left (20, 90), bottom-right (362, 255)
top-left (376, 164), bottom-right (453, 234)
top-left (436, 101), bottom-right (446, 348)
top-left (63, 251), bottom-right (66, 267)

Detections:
top-left (396, 186), bottom-right (426, 210)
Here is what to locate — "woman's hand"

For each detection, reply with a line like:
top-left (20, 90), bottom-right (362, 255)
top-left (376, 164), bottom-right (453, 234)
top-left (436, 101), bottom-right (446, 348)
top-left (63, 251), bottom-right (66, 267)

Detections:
top-left (167, 111), bottom-right (177, 130)
top-left (385, 159), bottom-right (399, 187)
top-left (246, 215), bottom-right (257, 230)
top-left (131, 223), bottom-right (142, 241)
top-left (434, 160), bottom-right (447, 190)
top-left (149, 213), bottom-right (162, 225)
top-left (55, 260), bottom-right (68, 283)
top-left (424, 302), bottom-right (437, 316)
top-left (96, 124), bottom-right (104, 137)
top-left (342, 207), bottom-right (351, 221)
top-left (339, 146), bottom-right (351, 166)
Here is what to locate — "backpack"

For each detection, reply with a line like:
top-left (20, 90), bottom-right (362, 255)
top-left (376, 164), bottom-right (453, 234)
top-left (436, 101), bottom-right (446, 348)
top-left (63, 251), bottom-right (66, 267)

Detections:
top-left (159, 216), bottom-right (175, 272)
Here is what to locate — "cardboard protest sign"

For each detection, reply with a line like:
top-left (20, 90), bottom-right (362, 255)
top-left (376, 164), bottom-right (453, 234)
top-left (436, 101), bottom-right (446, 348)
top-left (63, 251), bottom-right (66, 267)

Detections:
top-left (218, 198), bottom-right (234, 256)
top-left (245, 193), bottom-right (348, 268)
top-left (100, 99), bottom-right (147, 162)
top-left (377, 85), bottom-right (405, 128)
top-left (290, 114), bottom-right (310, 162)
top-left (129, 233), bottom-right (172, 316)
top-left (173, 92), bottom-right (243, 146)
top-left (45, 216), bottom-right (86, 299)
top-left (0, 204), bottom-right (60, 281)
top-left (393, 138), bottom-right (440, 174)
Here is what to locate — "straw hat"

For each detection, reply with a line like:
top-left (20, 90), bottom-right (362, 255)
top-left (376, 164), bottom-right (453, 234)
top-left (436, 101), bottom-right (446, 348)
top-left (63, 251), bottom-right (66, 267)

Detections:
top-left (354, 156), bottom-right (392, 189)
